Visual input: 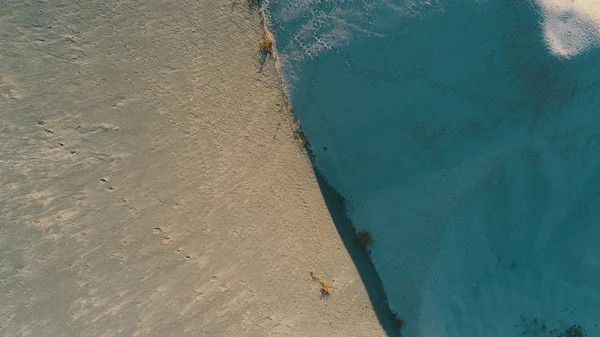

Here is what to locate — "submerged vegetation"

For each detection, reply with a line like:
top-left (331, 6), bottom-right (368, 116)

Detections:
top-left (524, 316), bottom-right (586, 337)
top-left (356, 230), bottom-right (373, 246)
top-left (391, 313), bottom-right (405, 330)
top-left (559, 324), bottom-right (585, 337)
top-left (292, 120), bottom-right (308, 148)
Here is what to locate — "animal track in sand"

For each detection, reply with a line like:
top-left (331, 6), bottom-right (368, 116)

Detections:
top-left (37, 121), bottom-right (79, 156)
top-left (175, 247), bottom-right (194, 261)
top-left (98, 178), bottom-right (140, 216)
top-left (98, 177), bottom-right (114, 191)
top-left (152, 227), bottom-right (172, 243)
top-left (72, 123), bottom-right (120, 133)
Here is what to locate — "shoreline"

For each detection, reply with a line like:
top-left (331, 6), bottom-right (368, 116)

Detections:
top-left (257, 2), bottom-right (400, 335)
top-left (257, 0), bottom-right (600, 335)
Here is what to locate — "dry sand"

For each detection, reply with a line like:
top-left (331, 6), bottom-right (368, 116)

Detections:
top-left (0, 1), bottom-right (386, 336)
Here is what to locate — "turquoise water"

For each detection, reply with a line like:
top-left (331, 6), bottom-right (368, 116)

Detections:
top-left (268, 1), bottom-right (600, 336)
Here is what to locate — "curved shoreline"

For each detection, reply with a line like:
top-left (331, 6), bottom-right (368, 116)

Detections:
top-left (259, 2), bottom-right (399, 335)
top-left (258, 1), bottom-right (600, 336)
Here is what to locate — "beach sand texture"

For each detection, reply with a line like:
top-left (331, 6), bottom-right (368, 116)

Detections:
top-left (0, 1), bottom-right (385, 336)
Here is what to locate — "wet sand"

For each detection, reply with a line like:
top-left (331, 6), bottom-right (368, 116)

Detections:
top-left (0, 1), bottom-right (385, 336)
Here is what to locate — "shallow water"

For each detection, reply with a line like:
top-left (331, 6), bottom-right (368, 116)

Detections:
top-left (268, 0), bottom-right (600, 336)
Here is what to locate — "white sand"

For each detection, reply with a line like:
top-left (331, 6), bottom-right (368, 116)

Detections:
top-left (0, 1), bottom-right (385, 336)
top-left (536, 0), bottom-right (600, 57)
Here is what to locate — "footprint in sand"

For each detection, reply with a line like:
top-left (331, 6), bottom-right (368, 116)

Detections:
top-left (99, 177), bottom-right (114, 191)
top-left (152, 227), bottom-right (173, 244)
top-left (175, 247), bottom-right (193, 260)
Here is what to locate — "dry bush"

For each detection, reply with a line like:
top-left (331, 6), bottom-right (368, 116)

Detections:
top-left (320, 280), bottom-right (332, 296)
top-left (259, 29), bottom-right (275, 55)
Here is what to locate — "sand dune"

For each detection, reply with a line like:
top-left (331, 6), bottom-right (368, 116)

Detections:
top-left (0, 1), bottom-right (384, 336)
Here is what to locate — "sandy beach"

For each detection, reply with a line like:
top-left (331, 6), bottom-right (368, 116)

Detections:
top-left (0, 1), bottom-right (385, 336)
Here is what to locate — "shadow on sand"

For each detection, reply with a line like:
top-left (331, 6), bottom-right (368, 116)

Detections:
top-left (313, 168), bottom-right (401, 337)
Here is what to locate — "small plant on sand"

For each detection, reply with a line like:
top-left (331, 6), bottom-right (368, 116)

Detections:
top-left (259, 29), bottom-right (275, 55)
top-left (391, 313), bottom-right (405, 330)
top-left (320, 280), bottom-right (332, 296)
top-left (356, 230), bottom-right (373, 246)
top-left (309, 271), bottom-right (332, 297)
